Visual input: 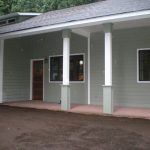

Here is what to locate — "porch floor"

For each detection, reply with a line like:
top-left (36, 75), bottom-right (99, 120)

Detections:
top-left (2, 100), bottom-right (150, 120)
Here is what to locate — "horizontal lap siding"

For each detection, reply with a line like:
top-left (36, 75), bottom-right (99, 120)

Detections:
top-left (90, 33), bottom-right (104, 105)
top-left (3, 32), bottom-right (87, 104)
top-left (91, 26), bottom-right (150, 108)
top-left (4, 38), bottom-right (30, 101)
top-left (70, 34), bottom-right (88, 104)
top-left (29, 32), bottom-right (88, 104)
top-left (114, 27), bottom-right (150, 108)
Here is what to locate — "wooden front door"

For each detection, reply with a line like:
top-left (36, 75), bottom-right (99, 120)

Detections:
top-left (32, 60), bottom-right (43, 100)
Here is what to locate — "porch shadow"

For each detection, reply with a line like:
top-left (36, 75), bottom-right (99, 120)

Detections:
top-left (2, 100), bottom-right (61, 111)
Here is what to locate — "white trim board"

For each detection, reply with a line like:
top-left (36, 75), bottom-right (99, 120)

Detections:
top-left (87, 35), bottom-right (91, 105)
top-left (30, 59), bottom-right (44, 100)
top-left (1, 10), bottom-right (150, 39)
top-left (0, 39), bottom-right (4, 103)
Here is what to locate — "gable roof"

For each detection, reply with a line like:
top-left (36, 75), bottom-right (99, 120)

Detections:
top-left (0, 0), bottom-right (150, 35)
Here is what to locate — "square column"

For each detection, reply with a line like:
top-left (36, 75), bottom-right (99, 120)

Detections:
top-left (0, 39), bottom-right (4, 103)
top-left (61, 29), bottom-right (71, 110)
top-left (103, 24), bottom-right (113, 114)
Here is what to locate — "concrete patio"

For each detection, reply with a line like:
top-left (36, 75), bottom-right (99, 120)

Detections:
top-left (2, 100), bottom-right (150, 120)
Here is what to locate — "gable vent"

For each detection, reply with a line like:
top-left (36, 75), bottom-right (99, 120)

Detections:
top-left (0, 18), bottom-right (16, 27)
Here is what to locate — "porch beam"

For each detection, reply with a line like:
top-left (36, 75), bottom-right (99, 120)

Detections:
top-left (72, 29), bottom-right (90, 38)
top-left (103, 23), bottom-right (113, 114)
top-left (61, 29), bottom-right (71, 110)
top-left (0, 39), bottom-right (4, 103)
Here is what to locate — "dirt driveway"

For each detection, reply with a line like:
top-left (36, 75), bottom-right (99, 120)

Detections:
top-left (0, 105), bottom-right (150, 150)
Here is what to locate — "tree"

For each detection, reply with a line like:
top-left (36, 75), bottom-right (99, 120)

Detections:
top-left (0, 0), bottom-right (94, 15)
top-left (42, 0), bottom-right (94, 11)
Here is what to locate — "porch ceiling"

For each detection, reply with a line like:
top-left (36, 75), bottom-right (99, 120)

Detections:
top-left (79, 18), bottom-right (150, 33)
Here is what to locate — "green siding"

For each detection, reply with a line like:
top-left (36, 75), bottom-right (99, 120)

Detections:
top-left (91, 26), bottom-right (150, 108)
top-left (113, 27), bottom-right (150, 108)
top-left (90, 33), bottom-right (104, 105)
top-left (4, 26), bottom-right (150, 108)
top-left (4, 37), bottom-right (31, 101)
top-left (3, 32), bottom-right (87, 104)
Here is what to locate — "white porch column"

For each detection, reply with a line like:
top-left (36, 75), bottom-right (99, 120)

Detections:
top-left (103, 24), bottom-right (113, 114)
top-left (0, 39), bottom-right (4, 103)
top-left (61, 29), bottom-right (71, 110)
top-left (88, 34), bottom-right (91, 105)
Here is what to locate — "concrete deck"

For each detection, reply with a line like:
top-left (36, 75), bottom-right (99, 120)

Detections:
top-left (2, 100), bottom-right (150, 120)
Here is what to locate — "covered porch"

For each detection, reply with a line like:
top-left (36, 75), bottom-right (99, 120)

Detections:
top-left (2, 100), bottom-right (150, 120)
top-left (1, 7), bottom-right (150, 116)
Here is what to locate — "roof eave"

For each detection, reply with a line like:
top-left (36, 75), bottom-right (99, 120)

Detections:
top-left (1, 9), bottom-right (150, 40)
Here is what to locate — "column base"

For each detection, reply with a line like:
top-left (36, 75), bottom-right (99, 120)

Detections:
top-left (103, 85), bottom-right (113, 114)
top-left (61, 85), bottom-right (70, 110)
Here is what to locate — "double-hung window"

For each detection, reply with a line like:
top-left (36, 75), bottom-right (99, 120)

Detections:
top-left (49, 54), bottom-right (84, 82)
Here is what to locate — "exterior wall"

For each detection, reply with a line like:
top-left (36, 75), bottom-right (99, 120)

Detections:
top-left (3, 32), bottom-right (87, 104)
top-left (90, 33), bottom-right (104, 105)
top-left (4, 25), bottom-right (150, 108)
top-left (90, 26), bottom-right (150, 108)
top-left (113, 27), bottom-right (150, 108)
top-left (4, 38), bottom-right (31, 101)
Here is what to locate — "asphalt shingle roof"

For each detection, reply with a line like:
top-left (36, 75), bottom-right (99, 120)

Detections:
top-left (1, 0), bottom-right (150, 34)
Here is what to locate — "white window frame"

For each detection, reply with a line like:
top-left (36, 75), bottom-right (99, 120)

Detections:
top-left (49, 53), bottom-right (85, 83)
top-left (137, 48), bottom-right (150, 83)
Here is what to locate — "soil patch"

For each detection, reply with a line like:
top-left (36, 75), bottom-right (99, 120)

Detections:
top-left (0, 105), bottom-right (150, 150)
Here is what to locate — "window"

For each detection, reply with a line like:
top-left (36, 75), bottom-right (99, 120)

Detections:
top-left (138, 49), bottom-right (150, 82)
top-left (49, 54), bottom-right (84, 82)
top-left (50, 56), bottom-right (63, 81)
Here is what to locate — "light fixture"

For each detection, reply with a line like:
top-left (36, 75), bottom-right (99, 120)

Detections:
top-left (79, 60), bottom-right (83, 65)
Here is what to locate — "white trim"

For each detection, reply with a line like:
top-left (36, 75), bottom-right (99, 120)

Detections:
top-left (63, 36), bottom-right (70, 85)
top-left (87, 35), bottom-right (91, 105)
top-left (137, 48), bottom-right (150, 83)
top-left (17, 12), bottom-right (41, 16)
top-left (30, 59), bottom-right (44, 100)
top-left (49, 53), bottom-right (85, 83)
top-left (104, 24), bottom-right (112, 86)
top-left (1, 10), bottom-right (150, 39)
top-left (0, 39), bottom-right (4, 103)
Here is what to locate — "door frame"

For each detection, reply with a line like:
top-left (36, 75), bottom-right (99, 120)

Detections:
top-left (30, 59), bottom-right (44, 100)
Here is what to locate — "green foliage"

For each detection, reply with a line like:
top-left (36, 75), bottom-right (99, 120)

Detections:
top-left (0, 0), bottom-right (94, 15)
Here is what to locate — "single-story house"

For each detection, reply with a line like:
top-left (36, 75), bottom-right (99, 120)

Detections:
top-left (1, 0), bottom-right (150, 114)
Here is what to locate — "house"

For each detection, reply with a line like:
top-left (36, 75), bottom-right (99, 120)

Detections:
top-left (0, 0), bottom-right (150, 114)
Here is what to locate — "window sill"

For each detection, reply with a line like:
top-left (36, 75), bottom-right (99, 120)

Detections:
top-left (49, 81), bottom-right (85, 84)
